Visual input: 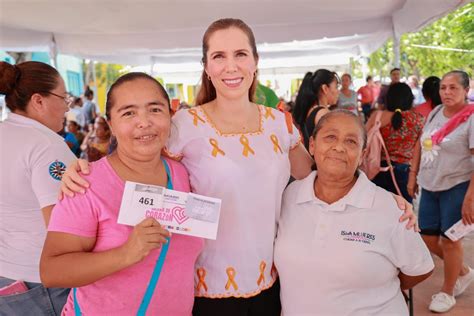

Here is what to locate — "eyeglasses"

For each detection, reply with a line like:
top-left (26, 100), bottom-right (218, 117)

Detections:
top-left (46, 92), bottom-right (74, 108)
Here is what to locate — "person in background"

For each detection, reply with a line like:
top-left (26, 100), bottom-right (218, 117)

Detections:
top-left (82, 87), bottom-right (97, 127)
top-left (408, 70), bottom-right (474, 313)
top-left (408, 75), bottom-right (426, 106)
top-left (59, 119), bottom-right (80, 157)
top-left (66, 97), bottom-right (86, 129)
top-left (81, 116), bottom-right (111, 162)
top-left (415, 76), bottom-right (442, 120)
top-left (357, 75), bottom-right (375, 122)
top-left (0, 61), bottom-right (76, 315)
top-left (337, 73), bottom-right (358, 115)
top-left (366, 82), bottom-right (424, 203)
top-left (275, 110), bottom-right (433, 316)
top-left (377, 68), bottom-right (401, 109)
top-left (67, 120), bottom-right (85, 148)
top-left (256, 81), bottom-right (280, 108)
top-left (293, 69), bottom-right (340, 149)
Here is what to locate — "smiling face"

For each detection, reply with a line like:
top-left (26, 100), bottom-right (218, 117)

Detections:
top-left (107, 78), bottom-right (171, 161)
top-left (204, 27), bottom-right (258, 101)
top-left (310, 114), bottom-right (365, 180)
top-left (440, 74), bottom-right (468, 108)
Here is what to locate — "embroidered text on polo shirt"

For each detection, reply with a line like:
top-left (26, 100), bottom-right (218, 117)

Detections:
top-left (340, 230), bottom-right (376, 244)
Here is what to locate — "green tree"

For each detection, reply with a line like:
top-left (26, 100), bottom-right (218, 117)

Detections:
top-left (367, 2), bottom-right (473, 79)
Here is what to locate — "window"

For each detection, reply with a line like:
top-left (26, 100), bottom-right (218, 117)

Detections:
top-left (67, 71), bottom-right (82, 96)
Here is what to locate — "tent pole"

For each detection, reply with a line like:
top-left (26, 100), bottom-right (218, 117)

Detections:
top-left (49, 35), bottom-right (58, 68)
top-left (150, 57), bottom-right (157, 76)
top-left (393, 36), bottom-right (400, 68)
top-left (91, 60), bottom-right (98, 105)
top-left (392, 23), bottom-right (401, 68)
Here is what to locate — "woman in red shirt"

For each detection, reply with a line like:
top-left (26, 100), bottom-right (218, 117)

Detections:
top-left (415, 76), bottom-right (442, 120)
top-left (366, 82), bottom-right (425, 202)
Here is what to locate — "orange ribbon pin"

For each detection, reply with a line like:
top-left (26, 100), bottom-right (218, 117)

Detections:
top-left (188, 109), bottom-right (205, 126)
top-left (209, 138), bottom-right (225, 157)
top-left (270, 134), bottom-right (282, 154)
top-left (196, 268), bottom-right (208, 293)
top-left (264, 107), bottom-right (275, 120)
top-left (240, 135), bottom-right (255, 157)
top-left (225, 267), bottom-right (238, 291)
top-left (257, 261), bottom-right (266, 286)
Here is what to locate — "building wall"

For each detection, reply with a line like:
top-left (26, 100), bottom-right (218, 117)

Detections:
top-left (7, 52), bottom-right (86, 97)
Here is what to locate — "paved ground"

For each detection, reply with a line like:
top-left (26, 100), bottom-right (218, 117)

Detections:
top-left (413, 233), bottom-right (474, 315)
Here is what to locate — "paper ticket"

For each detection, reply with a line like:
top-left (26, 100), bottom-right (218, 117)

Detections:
top-left (445, 220), bottom-right (474, 242)
top-left (117, 181), bottom-right (221, 240)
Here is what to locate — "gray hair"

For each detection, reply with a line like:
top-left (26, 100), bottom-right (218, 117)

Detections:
top-left (442, 70), bottom-right (470, 89)
top-left (312, 109), bottom-right (368, 149)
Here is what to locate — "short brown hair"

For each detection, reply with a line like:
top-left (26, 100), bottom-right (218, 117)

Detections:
top-left (195, 18), bottom-right (259, 105)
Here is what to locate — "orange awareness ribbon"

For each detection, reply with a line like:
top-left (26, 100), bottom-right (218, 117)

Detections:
top-left (240, 135), bottom-right (255, 157)
top-left (270, 134), bottom-right (282, 154)
top-left (264, 107), bottom-right (275, 120)
top-left (188, 109), bottom-right (205, 126)
top-left (196, 268), bottom-right (208, 293)
top-left (257, 261), bottom-right (266, 286)
top-left (225, 267), bottom-right (238, 291)
top-left (209, 138), bottom-right (225, 157)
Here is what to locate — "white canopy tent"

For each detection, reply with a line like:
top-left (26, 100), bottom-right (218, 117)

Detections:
top-left (0, 0), bottom-right (469, 67)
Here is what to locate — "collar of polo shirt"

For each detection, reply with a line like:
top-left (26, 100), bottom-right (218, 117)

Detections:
top-left (295, 170), bottom-right (376, 211)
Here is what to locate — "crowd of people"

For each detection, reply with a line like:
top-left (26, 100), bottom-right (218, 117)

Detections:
top-left (0, 17), bottom-right (473, 316)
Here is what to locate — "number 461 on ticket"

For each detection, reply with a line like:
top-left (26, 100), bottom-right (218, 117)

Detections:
top-left (117, 181), bottom-right (221, 240)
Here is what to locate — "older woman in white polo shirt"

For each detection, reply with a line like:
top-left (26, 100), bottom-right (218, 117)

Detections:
top-left (274, 109), bottom-right (434, 316)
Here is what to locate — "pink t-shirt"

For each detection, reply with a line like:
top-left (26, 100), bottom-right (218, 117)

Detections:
top-left (48, 157), bottom-right (203, 316)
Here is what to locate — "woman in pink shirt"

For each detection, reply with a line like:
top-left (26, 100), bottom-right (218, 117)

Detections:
top-left (40, 73), bottom-right (203, 315)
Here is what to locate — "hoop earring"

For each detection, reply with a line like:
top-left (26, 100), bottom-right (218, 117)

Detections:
top-left (207, 74), bottom-right (211, 81)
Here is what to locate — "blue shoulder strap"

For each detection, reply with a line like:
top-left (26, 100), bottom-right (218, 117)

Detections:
top-left (137, 158), bottom-right (173, 315)
top-left (74, 158), bottom-right (173, 316)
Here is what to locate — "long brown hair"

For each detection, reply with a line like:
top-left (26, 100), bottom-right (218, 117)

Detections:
top-left (0, 61), bottom-right (60, 112)
top-left (195, 18), bottom-right (259, 105)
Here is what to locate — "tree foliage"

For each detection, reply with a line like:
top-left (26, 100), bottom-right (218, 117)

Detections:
top-left (367, 3), bottom-right (473, 79)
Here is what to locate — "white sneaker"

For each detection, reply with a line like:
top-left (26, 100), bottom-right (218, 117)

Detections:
top-left (429, 292), bottom-right (456, 313)
top-left (454, 266), bottom-right (474, 297)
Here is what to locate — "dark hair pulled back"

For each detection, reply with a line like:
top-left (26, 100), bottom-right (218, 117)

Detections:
top-left (0, 61), bottom-right (60, 112)
top-left (386, 82), bottom-right (414, 131)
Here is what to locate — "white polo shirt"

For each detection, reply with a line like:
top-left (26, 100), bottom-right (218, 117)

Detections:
top-left (0, 113), bottom-right (75, 282)
top-left (274, 171), bottom-right (434, 316)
